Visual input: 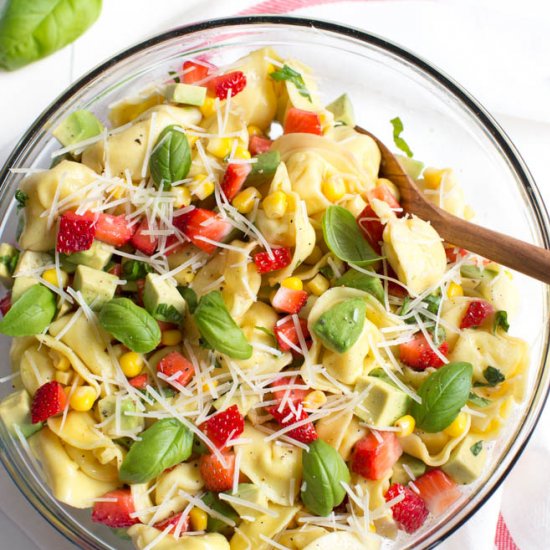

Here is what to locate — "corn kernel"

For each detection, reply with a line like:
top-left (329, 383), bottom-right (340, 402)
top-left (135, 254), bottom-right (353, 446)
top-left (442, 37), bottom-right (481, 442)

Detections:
top-left (247, 125), bottom-right (263, 137)
top-left (202, 379), bottom-right (219, 393)
top-left (207, 137), bottom-right (233, 159)
top-left (303, 390), bottom-right (327, 410)
top-left (42, 268), bottom-right (68, 288)
top-left (189, 507), bottom-right (208, 531)
top-left (54, 356), bottom-right (71, 372)
top-left (306, 274), bottom-right (330, 297)
top-left (112, 185), bottom-right (127, 200)
top-left (119, 351), bottom-right (144, 378)
top-left (304, 246), bottom-right (323, 266)
top-left (321, 176), bottom-right (346, 203)
top-left (161, 329), bottom-right (183, 346)
top-left (232, 187), bottom-right (261, 214)
top-left (54, 370), bottom-right (73, 385)
top-left (262, 191), bottom-right (288, 219)
top-left (200, 97), bottom-right (216, 118)
top-left (281, 277), bottom-right (303, 291)
top-left (444, 411), bottom-right (469, 437)
top-left (233, 146), bottom-right (251, 160)
top-left (266, 63), bottom-right (276, 75)
top-left (69, 386), bottom-right (97, 412)
top-left (173, 186), bottom-right (192, 208)
top-left (447, 282), bottom-right (464, 298)
top-left (423, 168), bottom-right (450, 190)
top-left (190, 175), bottom-right (215, 200)
top-left (394, 414), bottom-right (416, 437)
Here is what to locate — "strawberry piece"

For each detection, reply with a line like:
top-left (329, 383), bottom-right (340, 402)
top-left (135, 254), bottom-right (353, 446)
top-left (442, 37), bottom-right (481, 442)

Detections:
top-left (351, 431), bottom-right (403, 480)
top-left (271, 286), bottom-right (308, 314)
top-left (460, 300), bottom-right (495, 329)
top-left (270, 376), bottom-right (309, 408)
top-left (253, 247), bottom-right (292, 274)
top-left (368, 184), bottom-right (401, 211)
top-left (388, 281), bottom-right (409, 299)
top-left (249, 135), bottom-right (273, 156)
top-left (0, 293), bottom-right (11, 316)
top-left (284, 108), bottom-right (322, 135)
top-left (157, 351), bottom-right (194, 388)
top-left (207, 71), bottom-right (247, 100)
top-left (385, 483), bottom-right (429, 534)
top-left (274, 317), bottom-right (311, 352)
top-left (199, 451), bottom-right (236, 492)
top-left (444, 246), bottom-right (468, 263)
top-left (173, 208), bottom-right (232, 254)
top-left (267, 404), bottom-right (318, 444)
top-left (95, 213), bottom-right (135, 247)
top-left (399, 332), bottom-right (449, 371)
top-left (129, 373), bottom-right (149, 390)
top-left (92, 489), bottom-right (140, 528)
top-left (56, 211), bottom-right (96, 254)
top-left (200, 404), bottom-right (244, 448)
top-left (154, 511), bottom-right (189, 537)
top-left (413, 469), bottom-right (461, 516)
top-left (183, 60), bottom-right (211, 84)
top-left (135, 278), bottom-right (146, 306)
top-left (221, 163), bottom-right (252, 201)
top-left (131, 219), bottom-right (158, 255)
top-left (31, 381), bottom-right (67, 423)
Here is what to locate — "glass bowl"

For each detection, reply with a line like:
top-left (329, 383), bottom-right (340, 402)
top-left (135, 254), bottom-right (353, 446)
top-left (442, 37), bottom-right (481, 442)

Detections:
top-left (0, 15), bottom-right (549, 550)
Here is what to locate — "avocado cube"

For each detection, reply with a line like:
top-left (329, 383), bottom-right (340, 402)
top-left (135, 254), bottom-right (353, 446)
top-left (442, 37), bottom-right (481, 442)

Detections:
top-left (391, 454), bottom-right (426, 485)
top-left (0, 390), bottom-right (43, 438)
top-left (326, 93), bottom-right (355, 126)
top-left (12, 250), bottom-right (53, 302)
top-left (354, 376), bottom-right (410, 427)
top-left (52, 110), bottom-right (104, 147)
top-left (63, 240), bottom-right (114, 270)
top-left (441, 434), bottom-right (487, 484)
top-left (143, 273), bottom-right (186, 324)
top-left (73, 265), bottom-right (118, 310)
top-left (226, 484), bottom-right (268, 519)
top-left (250, 151), bottom-right (281, 178)
top-left (0, 243), bottom-right (19, 288)
top-left (98, 395), bottom-right (144, 436)
top-left (165, 83), bottom-right (207, 106)
top-left (395, 155), bottom-right (425, 180)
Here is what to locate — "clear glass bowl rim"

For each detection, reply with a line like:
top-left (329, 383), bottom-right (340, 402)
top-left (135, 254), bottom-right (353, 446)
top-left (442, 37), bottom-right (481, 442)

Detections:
top-left (0, 14), bottom-right (549, 550)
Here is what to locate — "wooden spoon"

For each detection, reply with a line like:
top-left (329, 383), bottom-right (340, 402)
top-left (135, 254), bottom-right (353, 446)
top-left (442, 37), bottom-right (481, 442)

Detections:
top-left (355, 126), bottom-right (550, 284)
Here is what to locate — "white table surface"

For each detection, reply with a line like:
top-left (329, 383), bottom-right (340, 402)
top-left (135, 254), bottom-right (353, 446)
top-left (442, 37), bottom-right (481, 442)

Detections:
top-left (1, 1), bottom-right (550, 548)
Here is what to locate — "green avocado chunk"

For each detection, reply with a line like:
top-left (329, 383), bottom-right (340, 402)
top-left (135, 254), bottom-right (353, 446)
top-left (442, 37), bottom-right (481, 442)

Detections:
top-left (0, 243), bottom-right (19, 288)
top-left (52, 110), bottom-right (104, 148)
top-left (224, 483), bottom-right (268, 519)
top-left (395, 154), bottom-right (424, 180)
top-left (73, 265), bottom-right (118, 310)
top-left (335, 269), bottom-right (384, 303)
top-left (326, 93), bottom-right (355, 126)
top-left (11, 250), bottom-right (53, 302)
top-left (165, 83), bottom-right (207, 106)
top-left (63, 240), bottom-right (114, 270)
top-left (441, 434), bottom-right (487, 484)
top-left (97, 395), bottom-right (144, 436)
top-left (143, 273), bottom-right (187, 324)
top-left (0, 390), bottom-right (43, 438)
top-left (312, 298), bottom-right (366, 353)
top-left (250, 151), bottom-right (281, 177)
top-left (391, 454), bottom-right (427, 485)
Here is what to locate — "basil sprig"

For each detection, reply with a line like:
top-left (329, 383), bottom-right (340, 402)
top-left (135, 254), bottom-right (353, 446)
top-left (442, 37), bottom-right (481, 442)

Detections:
top-left (390, 116), bottom-right (414, 158)
top-left (493, 310), bottom-right (509, 333)
top-left (410, 361), bottom-right (473, 433)
top-left (119, 418), bottom-right (193, 484)
top-left (473, 366), bottom-right (505, 388)
top-left (149, 125), bottom-right (191, 190)
top-left (270, 64), bottom-right (311, 101)
top-left (0, 285), bottom-right (56, 336)
top-left (301, 439), bottom-right (350, 516)
top-left (322, 206), bottom-right (381, 267)
top-left (193, 291), bottom-right (252, 359)
top-left (15, 190), bottom-right (28, 210)
top-left (121, 260), bottom-right (153, 281)
top-left (99, 298), bottom-right (161, 353)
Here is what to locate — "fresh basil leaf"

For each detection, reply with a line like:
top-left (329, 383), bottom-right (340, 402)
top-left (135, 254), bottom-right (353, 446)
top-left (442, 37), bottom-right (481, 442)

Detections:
top-left (470, 440), bottom-right (483, 456)
top-left (335, 269), bottom-right (384, 303)
top-left (493, 310), bottom-right (509, 333)
top-left (119, 418), bottom-right (192, 484)
top-left (400, 294), bottom-right (440, 324)
top-left (122, 260), bottom-right (153, 281)
top-left (468, 392), bottom-right (491, 408)
top-left (270, 64), bottom-right (311, 101)
top-left (194, 291), bottom-right (252, 359)
top-left (155, 303), bottom-right (183, 324)
top-left (322, 205), bottom-right (381, 267)
top-left (177, 286), bottom-right (198, 313)
top-left (202, 492), bottom-right (238, 535)
top-left (301, 439), bottom-right (350, 516)
top-left (99, 298), bottom-right (161, 353)
top-left (390, 117), bottom-right (414, 158)
top-left (474, 366), bottom-right (505, 388)
top-left (0, 0), bottom-right (102, 71)
top-left (410, 361), bottom-right (473, 433)
top-left (15, 190), bottom-right (28, 210)
top-left (0, 285), bottom-right (56, 336)
top-left (149, 125), bottom-right (191, 190)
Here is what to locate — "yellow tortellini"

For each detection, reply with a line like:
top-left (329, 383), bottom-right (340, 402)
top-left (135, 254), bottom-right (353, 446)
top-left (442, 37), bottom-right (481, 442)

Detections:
top-left (303, 531), bottom-right (378, 550)
top-left (316, 410), bottom-right (366, 460)
top-left (18, 343), bottom-right (56, 396)
top-left (128, 526), bottom-right (230, 550)
top-left (418, 168), bottom-right (469, 220)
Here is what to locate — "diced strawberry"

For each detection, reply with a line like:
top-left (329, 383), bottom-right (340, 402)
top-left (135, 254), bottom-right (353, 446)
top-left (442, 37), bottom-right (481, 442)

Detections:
top-left (207, 71), bottom-right (247, 100)
top-left (92, 489), bottom-right (140, 528)
top-left (271, 286), bottom-right (308, 314)
top-left (131, 219), bottom-right (158, 255)
top-left (284, 108), bottom-right (322, 135)
top-left (200, 404), bottom-right (244, 448)
top-left (274, 318), bottom-right (311, 352)
top-left (385, 483), bottom-right (429, 534)
top-left (399, 332), bottom-right (449, 371)
top-left (31, 381), bottom-right (67, 423)
top-left (173, 208), bottom-right (232, 254)
top-left (267, 404), bottom-right (318, 444)
top-left (444, 246), bottom-right (468, 263)
top-left (129, 373), bottom-right (149, 389)
top-left (157, 352), bottom-right (194, 388)
top-left (253, 247), bottom-right (292, 274)
top-left (199, 451), bottom-right (236, 492)
top-left (249, 135), bottom-right (273, 156)
top-left (0, 293), bottom-right (11, 316)
top-left (182, 60), bottom-right (211, 84)
top-left (222, 163), bottom-right (252, 201)
top-left (460, 300), bottom-right (495, 329)
top-left (164, 235), bottom-right (189, 256)
top-left (351, 431), bottom-right (403, 480)
top-left (95, 214), bottom-right (135, 247)
top-left (154, 511), bottom-right (189, 537)
top-left (388, 281), bottom-right (409, 299)
top-left (270, 376), bottom-right (309, 408)
top-left (56, 211), bottom-right (96, 254)
top-left (413, 469), bottom-right (461, 516)
top-left (368, 184), bottom-right (401, 211)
